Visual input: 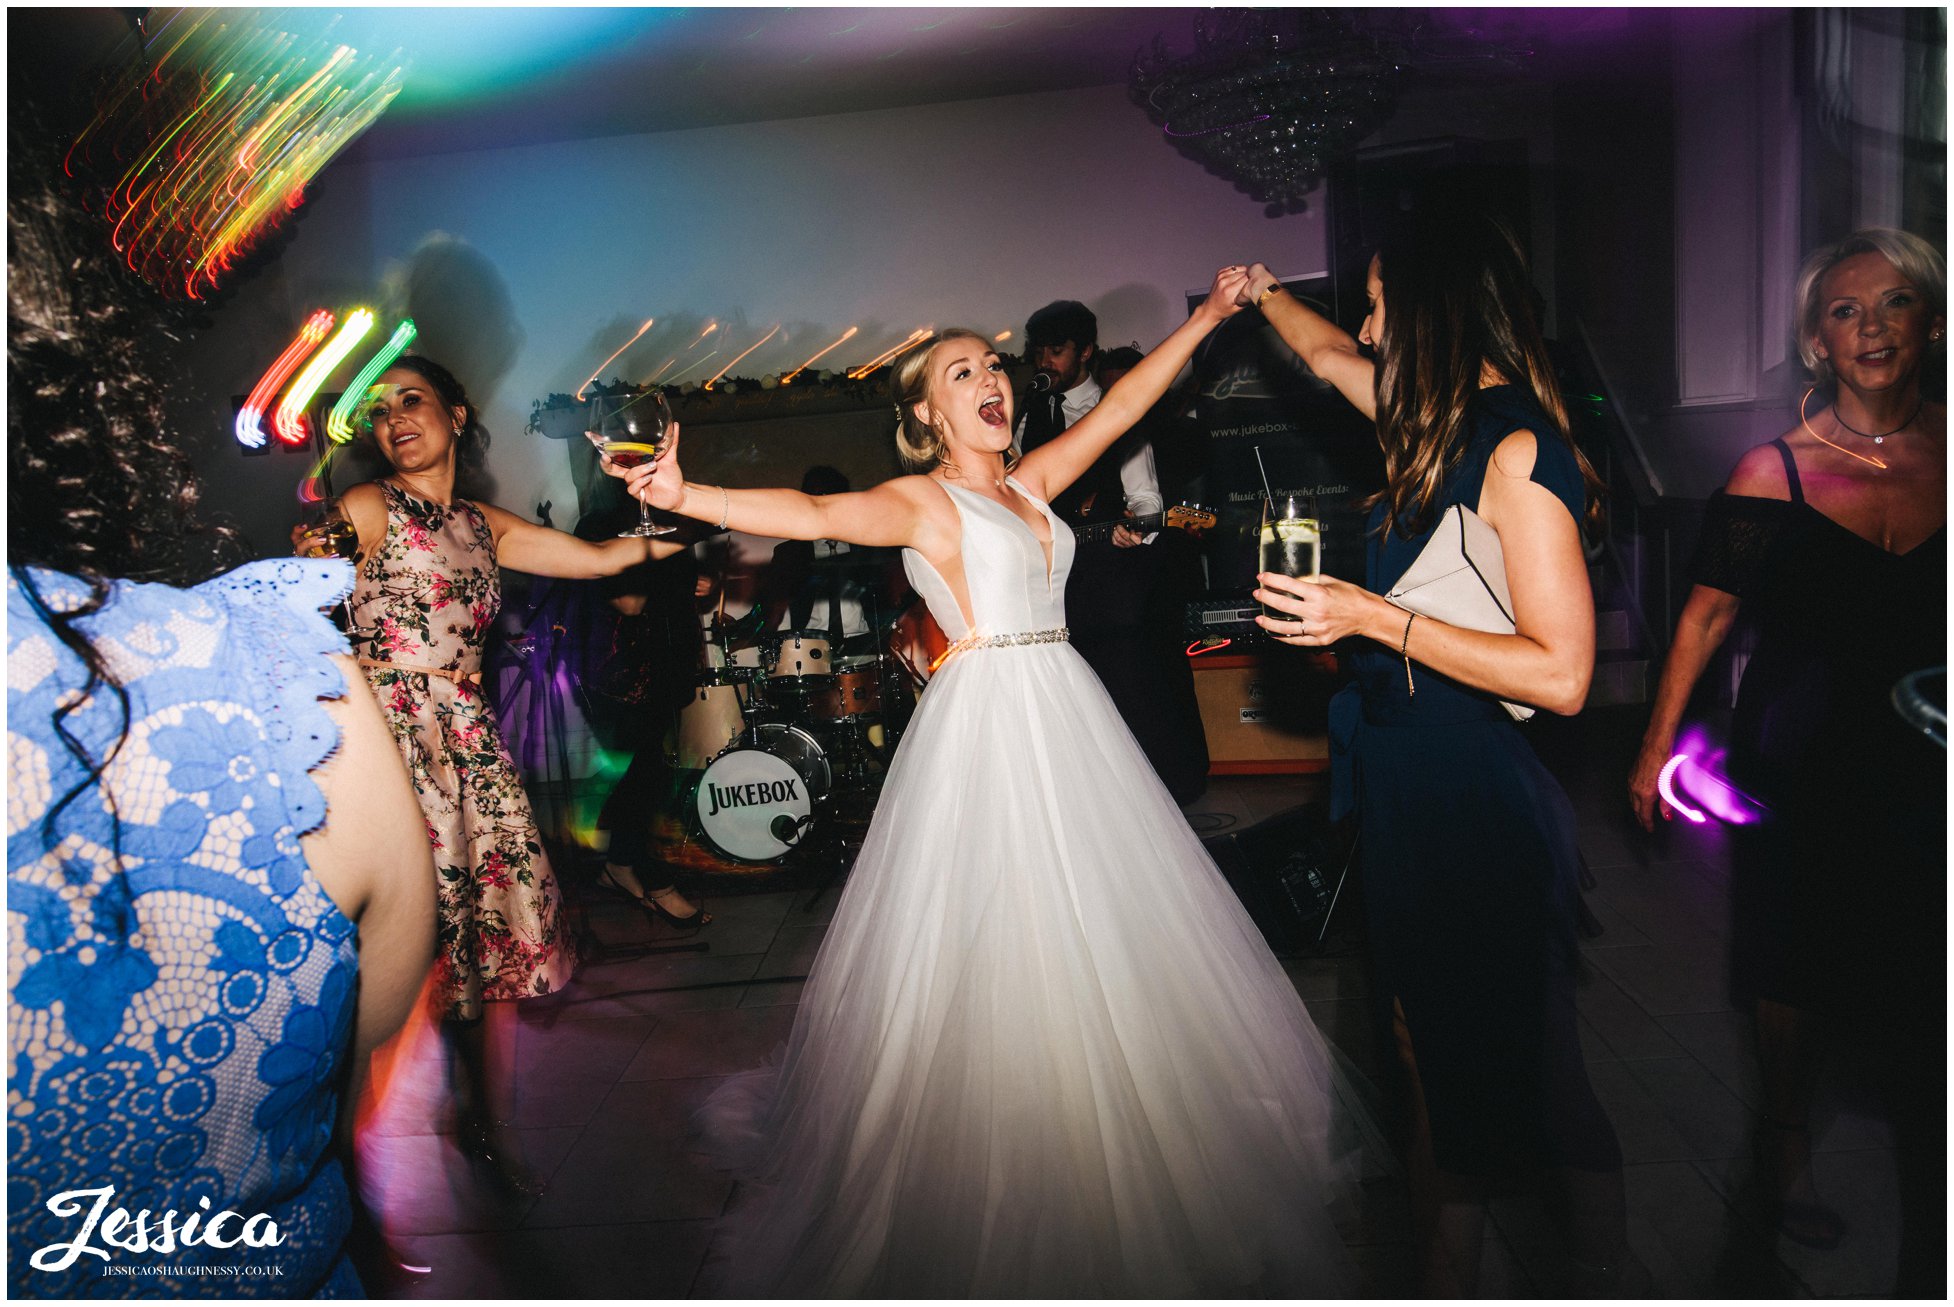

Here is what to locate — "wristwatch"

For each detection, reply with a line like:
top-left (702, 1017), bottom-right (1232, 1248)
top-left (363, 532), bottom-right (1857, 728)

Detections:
top-left (1253, 281), bottom-right (1286, 310)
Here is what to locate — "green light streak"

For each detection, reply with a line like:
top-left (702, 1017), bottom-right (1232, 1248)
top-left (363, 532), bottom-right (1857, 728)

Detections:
top-left (327, 317), bottom-right (418, 443)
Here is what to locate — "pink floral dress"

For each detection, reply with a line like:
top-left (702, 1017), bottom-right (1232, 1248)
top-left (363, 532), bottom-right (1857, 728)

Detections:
top-left (348, 481), bottom-right (574, 1018)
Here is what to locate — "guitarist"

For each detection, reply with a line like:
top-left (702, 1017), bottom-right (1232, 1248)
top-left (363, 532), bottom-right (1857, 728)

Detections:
top-left (1017, 301), bottom-right (1210, 802)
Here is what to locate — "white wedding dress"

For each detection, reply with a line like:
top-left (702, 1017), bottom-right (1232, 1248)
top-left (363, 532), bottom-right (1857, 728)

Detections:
top-left (697, 477), bottom-right (1381, 1297)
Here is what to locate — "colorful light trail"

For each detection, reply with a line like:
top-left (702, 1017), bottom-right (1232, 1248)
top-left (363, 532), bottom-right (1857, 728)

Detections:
top-left (69, 11), bottom-right (406, 300)
top-left (236, 310), bottom-right (334, 448)
top-left (274, 309), bottom-right (373, 445)
top-left (327, 318), bottom-right (419, 443)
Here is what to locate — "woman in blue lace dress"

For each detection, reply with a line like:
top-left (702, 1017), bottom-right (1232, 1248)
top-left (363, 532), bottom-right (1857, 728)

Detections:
top-left (6, 156), bottom-right (433, 1296)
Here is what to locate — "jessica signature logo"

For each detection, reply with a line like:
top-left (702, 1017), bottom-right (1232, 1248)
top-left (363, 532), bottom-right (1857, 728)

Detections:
top-left (30, 1186), bottom-right (285, 1272)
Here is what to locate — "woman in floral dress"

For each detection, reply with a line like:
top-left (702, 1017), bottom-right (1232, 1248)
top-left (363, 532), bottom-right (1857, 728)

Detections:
top-left (310, 356), bottom-right (687, 1173)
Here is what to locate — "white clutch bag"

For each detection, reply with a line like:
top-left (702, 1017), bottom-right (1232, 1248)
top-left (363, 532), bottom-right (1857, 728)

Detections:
top-left (1383, 504), bottom-right (1535, 722)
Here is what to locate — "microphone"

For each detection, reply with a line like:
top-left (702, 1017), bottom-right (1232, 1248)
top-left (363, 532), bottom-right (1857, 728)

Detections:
top-left (1027, 370), bottom-right (1055, 395)
top-left (770, 813), bottom-right (816, 845)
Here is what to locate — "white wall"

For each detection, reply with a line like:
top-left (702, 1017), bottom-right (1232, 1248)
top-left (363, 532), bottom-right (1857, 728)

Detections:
top-left (189, 84), bottom-right (1330, 552)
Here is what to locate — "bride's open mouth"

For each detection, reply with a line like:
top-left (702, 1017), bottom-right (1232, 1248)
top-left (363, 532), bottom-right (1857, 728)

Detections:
top-left (978, 396), bottom-right (1006, 428)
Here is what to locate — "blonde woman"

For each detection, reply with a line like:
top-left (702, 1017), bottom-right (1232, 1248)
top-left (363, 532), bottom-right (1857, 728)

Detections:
top-left (609, 268), bottom-right (1380, 1296)
top-left (1629, 229), bottom-right (1943, 1279)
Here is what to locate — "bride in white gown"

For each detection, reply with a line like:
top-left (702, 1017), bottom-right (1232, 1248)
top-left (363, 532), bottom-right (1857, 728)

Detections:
top-left (612, 268), bottom-right (1384, 1297)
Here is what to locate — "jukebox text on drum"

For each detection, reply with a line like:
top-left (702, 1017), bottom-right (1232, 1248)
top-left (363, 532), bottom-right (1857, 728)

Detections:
top-left (704, 775), bottom-right (804, 817)
top-left (30, 1187), bottom-right (285, 1272)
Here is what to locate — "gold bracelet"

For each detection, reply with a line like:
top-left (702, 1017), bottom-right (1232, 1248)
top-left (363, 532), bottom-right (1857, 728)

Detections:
top-left (1400, 612), bottom-right (1417, 699)
top-left (1254, 282), bottom-right (1286, 310)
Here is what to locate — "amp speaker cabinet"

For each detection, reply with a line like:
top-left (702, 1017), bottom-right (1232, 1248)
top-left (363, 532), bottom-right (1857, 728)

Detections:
top-left (1190, 651), bottom-right (1333, 775)
top-left (1202, 804), bottom-right (1358, 957)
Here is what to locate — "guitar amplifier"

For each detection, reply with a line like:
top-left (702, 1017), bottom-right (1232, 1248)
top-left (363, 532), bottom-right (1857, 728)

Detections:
top-left (1186, 593), bottom-right (1269, 646)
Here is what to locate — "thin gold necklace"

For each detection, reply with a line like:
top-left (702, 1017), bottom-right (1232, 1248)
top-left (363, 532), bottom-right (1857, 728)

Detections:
top-left (1799, 387), bottom-right (1889, 471)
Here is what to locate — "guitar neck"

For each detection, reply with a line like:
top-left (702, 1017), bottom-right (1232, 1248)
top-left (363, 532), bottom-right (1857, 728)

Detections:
top-left (1072, 512), bottom-right (1164, 543)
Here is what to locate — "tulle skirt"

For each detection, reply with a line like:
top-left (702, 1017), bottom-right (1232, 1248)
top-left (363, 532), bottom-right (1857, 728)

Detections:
top-left (696, 642), bottom-right (1383, 1297)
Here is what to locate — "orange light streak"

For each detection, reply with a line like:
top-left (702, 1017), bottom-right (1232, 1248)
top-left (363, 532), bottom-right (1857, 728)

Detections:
top-left (665, 350), bottom-right (722, 386)
top-left (994, 330), bottom-right (1014, 343)
top-left (704, 324), bottom-right (781, 389)
top-left (782, 327), bottom-right (859, 383)
top-left (576, 318), bottom-right (655, 401)
top-left (847, 327), bottom-right (931, 379)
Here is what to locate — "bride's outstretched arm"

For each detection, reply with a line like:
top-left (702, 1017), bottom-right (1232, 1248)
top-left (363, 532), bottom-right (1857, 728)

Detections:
top-left (1016, 265), bottom-right (1248, 502)
top-left (611, 424), bottom-right (937, 550)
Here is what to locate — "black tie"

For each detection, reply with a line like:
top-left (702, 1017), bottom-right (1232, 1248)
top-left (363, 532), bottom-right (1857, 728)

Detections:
top-left (826, 545), bottom-right (846, 637)
top-left (1021, 390), bottom-right (1069, 453)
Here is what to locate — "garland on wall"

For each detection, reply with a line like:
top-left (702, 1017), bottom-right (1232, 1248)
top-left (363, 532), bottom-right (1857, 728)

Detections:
top-left (528, 357), bottom-right (1029, 436)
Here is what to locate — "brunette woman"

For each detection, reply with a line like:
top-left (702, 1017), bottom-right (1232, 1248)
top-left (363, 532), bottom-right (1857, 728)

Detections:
top-left (1249, 212), bottom-right (1632, 1295)
top-left (308, 360), bottom-right (694, 1181)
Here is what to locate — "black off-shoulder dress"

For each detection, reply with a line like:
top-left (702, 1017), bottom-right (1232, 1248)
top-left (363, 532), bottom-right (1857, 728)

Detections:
top-left (1689, 438), bottom-right (1945, 1019)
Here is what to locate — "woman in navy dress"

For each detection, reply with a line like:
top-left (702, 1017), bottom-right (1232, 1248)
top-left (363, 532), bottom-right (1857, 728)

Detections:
top-left (1248, 212), bottom-right (1631, 1295)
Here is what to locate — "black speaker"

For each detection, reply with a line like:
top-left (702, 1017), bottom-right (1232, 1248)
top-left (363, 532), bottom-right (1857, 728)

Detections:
top-left (1202, 804), bottom-right (1358, 956)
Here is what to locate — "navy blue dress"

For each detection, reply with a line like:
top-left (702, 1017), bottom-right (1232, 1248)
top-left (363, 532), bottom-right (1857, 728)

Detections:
top-left (1338, 385), bottom-right (1618, 1176)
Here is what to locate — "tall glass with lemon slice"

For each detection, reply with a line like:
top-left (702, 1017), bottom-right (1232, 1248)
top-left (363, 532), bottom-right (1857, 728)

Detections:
top-left (585, 390), bottom-right (675, 538)
top-left (1258, 495), bottom-right (1322, 617)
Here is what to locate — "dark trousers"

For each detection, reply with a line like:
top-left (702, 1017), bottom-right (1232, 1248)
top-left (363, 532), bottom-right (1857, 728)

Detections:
top-left (1066, 534), bottom-right (1208, 804)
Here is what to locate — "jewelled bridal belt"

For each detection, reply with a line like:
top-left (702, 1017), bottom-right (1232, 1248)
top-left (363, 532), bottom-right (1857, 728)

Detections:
top-left (939, 627), bottom-right (1070, 660)
top-left (357, 655), bottom-right (483, 686)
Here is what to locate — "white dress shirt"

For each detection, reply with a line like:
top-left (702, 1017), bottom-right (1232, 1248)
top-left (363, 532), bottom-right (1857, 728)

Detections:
top-left (1013, 374), bottom-right (1163, 520)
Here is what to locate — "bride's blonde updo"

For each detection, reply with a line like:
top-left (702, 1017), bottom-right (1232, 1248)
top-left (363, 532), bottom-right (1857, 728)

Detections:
top-left (891, 327), bottom-right (997, 473)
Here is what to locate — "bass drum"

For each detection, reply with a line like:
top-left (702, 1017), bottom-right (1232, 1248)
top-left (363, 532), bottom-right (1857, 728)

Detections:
top-left (749, 722), bottom-right (832, 800)
top-left (690, 724), bottom-right (832, 863)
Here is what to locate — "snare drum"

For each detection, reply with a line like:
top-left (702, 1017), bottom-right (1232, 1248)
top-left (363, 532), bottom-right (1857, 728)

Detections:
top-left (809, 656), bottom-right (883, 722)
top-left (690, 723), bottom-right (832, 862)
top-left (766, 629), bottom-right (833, 692)
top-left (672, 668), bottom-right (753, 770)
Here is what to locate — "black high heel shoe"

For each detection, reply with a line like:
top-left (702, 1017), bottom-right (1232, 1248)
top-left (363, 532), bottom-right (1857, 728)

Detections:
top-left (597, 866), bottom-right (711, 931)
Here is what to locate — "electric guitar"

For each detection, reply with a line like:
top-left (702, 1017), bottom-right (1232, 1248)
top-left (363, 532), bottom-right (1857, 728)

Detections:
top-left (1071, 502), bottom-right (1218, 545)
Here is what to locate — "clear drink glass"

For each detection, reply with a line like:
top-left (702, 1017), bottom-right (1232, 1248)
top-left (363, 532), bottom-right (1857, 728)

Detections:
top-left (583, 390), bottom-right (675, 538)
top-left (1258, 494), bottom-right (1323, 617)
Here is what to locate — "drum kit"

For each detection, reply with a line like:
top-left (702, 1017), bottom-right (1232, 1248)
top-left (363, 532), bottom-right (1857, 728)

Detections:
top-left (674, 554), bottom-right (933, 869)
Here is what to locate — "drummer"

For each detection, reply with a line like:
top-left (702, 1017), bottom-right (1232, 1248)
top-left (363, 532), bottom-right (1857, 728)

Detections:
top-left (759, 467), bottom-right (911, 648)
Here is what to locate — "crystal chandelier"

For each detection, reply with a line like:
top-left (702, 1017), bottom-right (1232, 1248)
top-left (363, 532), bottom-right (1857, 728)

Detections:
top-left (1131, 9), bottom-right (1526, 213)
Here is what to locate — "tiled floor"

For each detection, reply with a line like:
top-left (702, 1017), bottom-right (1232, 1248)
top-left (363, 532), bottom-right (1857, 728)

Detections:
top-left (355, 706), bottom-right (1918, 1298)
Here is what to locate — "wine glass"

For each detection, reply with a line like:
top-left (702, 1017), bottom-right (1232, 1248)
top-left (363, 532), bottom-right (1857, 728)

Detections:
top-left (297, 497), bottom-right (365, 633)
top-left (584, 391), bottom-right (675, 538)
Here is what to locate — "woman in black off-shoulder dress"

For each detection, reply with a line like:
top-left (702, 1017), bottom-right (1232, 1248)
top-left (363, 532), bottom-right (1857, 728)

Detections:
top-left (1631, 228), bottom-right (1944, 1289)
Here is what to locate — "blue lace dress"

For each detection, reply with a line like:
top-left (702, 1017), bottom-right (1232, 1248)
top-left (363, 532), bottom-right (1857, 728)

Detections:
top-left (8, 560), bottom-right (364, 1297)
